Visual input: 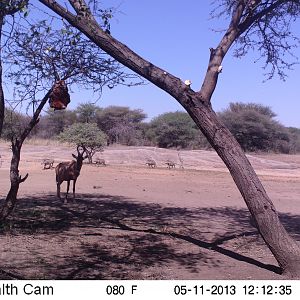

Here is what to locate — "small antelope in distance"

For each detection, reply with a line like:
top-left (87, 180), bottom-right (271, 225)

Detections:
top-left (165, 160), bottom-right (175, 169)
top-left (146, 159), bottom-right (156, 168)
top-left (55, 146), bottom-right (88, 202)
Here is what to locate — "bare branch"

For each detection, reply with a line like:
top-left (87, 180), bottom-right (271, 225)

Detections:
top-left (4, 17), bottom-right (144, 106)
top-left (235, 0), bottom-right (300, 80)
top-left (39, 0), bottom-right (77, 23)
top-left (239, 0), bottom-right (286, 34)
top-left (19, 173), bottom-right (28, 183)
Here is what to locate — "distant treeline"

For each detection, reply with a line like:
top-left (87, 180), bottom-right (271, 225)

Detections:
top-left (2, 102), bottom-right (300, 153)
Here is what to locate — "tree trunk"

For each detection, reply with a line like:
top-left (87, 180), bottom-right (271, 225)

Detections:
top-left (0, 90), bottom-right (51, 222)
top-left (181, 95), bottom-right (300, 277)
top-left (0, 139), bottom-right (28, 221)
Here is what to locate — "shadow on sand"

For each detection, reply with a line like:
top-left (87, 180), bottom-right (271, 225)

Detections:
top-left (1, 193), bottom-right (299, 279)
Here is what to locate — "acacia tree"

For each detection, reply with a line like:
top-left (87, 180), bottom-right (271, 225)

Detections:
top-left (59, 122), bottom-right (107, 164)
top-left (0, 10), bottom-right (142, 221)
top-left (96, 106), bottom-right (147, 145)
top-left (76, 103), bottom-right (100, 123)
top-left (149, 111), bottom-right (199, 149)
top-left (38, 0), bottom-right (300, 277)
top-left (219, 103), bottom-right (291, 152)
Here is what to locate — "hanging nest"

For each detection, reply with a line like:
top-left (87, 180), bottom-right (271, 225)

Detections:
top-left (49, 80), bottom-right (70, 110)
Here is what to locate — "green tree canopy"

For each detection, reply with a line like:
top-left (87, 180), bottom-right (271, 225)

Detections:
top-left (1, 108), bottom-right (29, 140)
top-left (148, 111), bottom-right (199, 149)
top-left (96, 106), bottom-right (147, 145)
top-left (219, 102), bottom-right (291, 152)
top-left (59, 122), bottom-right (107, 163)
top-left (76, 103), bottom-right (101, 123)
top-left (37, 108), bottom-right (77, 139)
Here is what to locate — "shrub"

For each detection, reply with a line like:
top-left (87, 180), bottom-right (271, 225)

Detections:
top-left (219, 102), bottom-right (291, 153)
top-left (59, 122), bottom-right (107, 163)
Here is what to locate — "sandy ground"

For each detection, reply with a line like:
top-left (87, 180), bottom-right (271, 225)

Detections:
top-left (0, 141), bottom-right (300, 279)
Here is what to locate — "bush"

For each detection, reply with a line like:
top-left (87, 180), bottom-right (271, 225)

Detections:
top-left (59, 122), bottom-right (107, 163)
top-left (286, 127), bottom-right (300, 153)
top-left (36, 109), bottom-right (77, 139)
top-left (219, 102), bottom-right (292, 153)
top-left (96, 106), bottom-right (147, 145)
top-left (147, 111), bottom-right (203, 149)
top-left (1, 108), bottom-right (29, 140)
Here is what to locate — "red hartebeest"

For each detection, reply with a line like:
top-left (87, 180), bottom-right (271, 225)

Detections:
top-left (55, 146), bottom-right (88, 202)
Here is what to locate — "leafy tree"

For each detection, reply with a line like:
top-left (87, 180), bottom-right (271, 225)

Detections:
top-left (219, 102), bottom-right (291, 152)
top-left (286, 127), bottom-right (300, 153)
top-left (36, 108), bottom-right (77, 139)
top-left (76, 103), bottom-right (101, 123)
top-left (0, 7), bottom-right (142, 222)
top-left (149, 111), bottom-right (199, 149)
top-left (224, 102), bottom-right (277, 118)
top-left (96, 106), bottom-right (147, 145)
top-left (59, 123), bottom-right (107, 164)
top-left (40, 0), bottom-right (300, 277)
top-left (1, 108), bottom-right (29, 140)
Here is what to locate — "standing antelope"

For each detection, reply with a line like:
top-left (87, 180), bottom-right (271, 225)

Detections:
top-left (55, 146), bottom-right (88, 202)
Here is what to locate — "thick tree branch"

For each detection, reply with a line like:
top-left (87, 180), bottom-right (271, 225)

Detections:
top-left (19, 89), bottom-right (52, 144)
top-left (68, 0), bottom-right (83, 14)
top-left (19, 173), bottom-right (28, 183)
top-left (199, 0), bottom-right (247, 103)
top-left (39, 0), bottom-right (77, 23)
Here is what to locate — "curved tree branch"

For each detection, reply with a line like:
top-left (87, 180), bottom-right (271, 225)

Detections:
top-left (199, 0), bottom-right (247, 103)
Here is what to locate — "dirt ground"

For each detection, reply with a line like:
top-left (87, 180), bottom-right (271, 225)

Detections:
top-left (0, 141), bottom-right (300, 280)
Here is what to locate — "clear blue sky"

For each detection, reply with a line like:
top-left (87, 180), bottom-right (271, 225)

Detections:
top-left (6, 1), bottom-right (300, 127)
